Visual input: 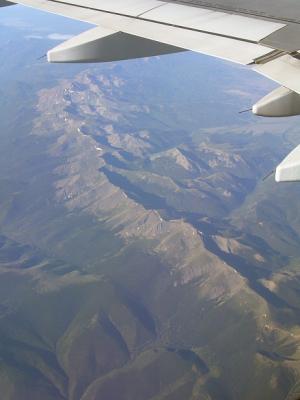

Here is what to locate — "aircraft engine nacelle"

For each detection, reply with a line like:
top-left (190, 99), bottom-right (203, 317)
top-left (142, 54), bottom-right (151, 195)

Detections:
top-left (275, 145), bottom-right (300, 182)
top-left (47, 26), bottom-right (183, 63)
top-left (0, 0), bottom-right (14, 6)
top-left (252, 86), bottom-right (300, 117)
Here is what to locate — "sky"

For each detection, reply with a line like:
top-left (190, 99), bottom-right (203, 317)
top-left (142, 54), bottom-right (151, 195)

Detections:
top-left (0, 4), bottom-right (90, 36)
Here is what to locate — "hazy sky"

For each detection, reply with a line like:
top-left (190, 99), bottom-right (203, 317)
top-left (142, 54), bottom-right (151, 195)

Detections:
top-left (0, 4), bottom-right (90, 35)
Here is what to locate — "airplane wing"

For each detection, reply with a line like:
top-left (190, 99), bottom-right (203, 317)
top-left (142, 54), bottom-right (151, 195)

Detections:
top-left (2, 0), bottom-right (300, 182)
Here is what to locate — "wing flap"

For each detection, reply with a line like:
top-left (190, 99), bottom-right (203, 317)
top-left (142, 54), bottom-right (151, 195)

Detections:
top-left (144, 3), bottom-right (285, 42)
top-left (61, 0), bottom-right (165, 17)
top-left (96, 16), bottom-right (277, 65)
top-left (254, 55), bottom-right (300, 95)
top-left (14, 0), bottom-right (285, 43)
